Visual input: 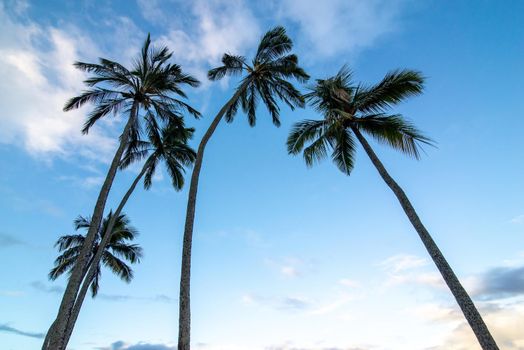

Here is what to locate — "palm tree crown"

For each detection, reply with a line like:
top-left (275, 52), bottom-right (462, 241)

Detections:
top-left (208, 26), bottom-right (310, 126)
top-left (49, 213), bottom-right (142, 297)
top-left (121, 117), bottom-right (196, 190)
top-left (64, 33), bottom-right (201, 138)
top-left (287, 66), bottom-right (433, 173)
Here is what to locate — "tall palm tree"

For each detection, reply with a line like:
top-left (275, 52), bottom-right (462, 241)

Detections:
top-left (178, 26), bottom-right (309, 350)
top-left (49, 213), bottom-right (142, 298)
top-left (44, 34), bottom-right (200, 350)
top-left (58, 120), bottom-right (196, 348)
top-left (287, 66), bottom-right (499, 350)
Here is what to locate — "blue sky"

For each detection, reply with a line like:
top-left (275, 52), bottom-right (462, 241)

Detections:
top-left (0, 0), bottom-right (523, 349)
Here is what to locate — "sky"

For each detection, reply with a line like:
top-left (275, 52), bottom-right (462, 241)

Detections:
top-left (0, 0), bottom-right (523, 349)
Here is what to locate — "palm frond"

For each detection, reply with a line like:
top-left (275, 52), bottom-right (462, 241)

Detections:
top-left (287, 119), bottom-right (328, 154)
top-left (329, 128), bottom-right (356, 175)
top-left (102, 252), bottom-right (133, 283)
top-left (355, 69), bottom-right (424, 113)
top-left (268, 54), bottom-right (310, 83)
top-left (54, 234), bottom-right (86, 251)
top-left (81, 99), bottom-right (128, 134)
top-left (257, 81), bottom-right (281, 126)
top-left (208, 53), bottom-right (246, 81)
top-left (49, 256), bottom-right (77, 280)
top-left (109, 243), bottom-right (143, 264)
top-left (356, 114), bottom-right (434, 159)
top-left (63, 88), bottom-right (120, 112)
top-left (255, 26), bottom-right (292, 63)
top-left (143, 157), bottom-right (158, 190)
top-left (90, 265), bottom-right (101, 297)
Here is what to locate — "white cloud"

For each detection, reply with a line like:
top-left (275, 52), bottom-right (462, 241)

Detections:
top-left (277, 0), bottom-right (409, 59)
top-left (0, 5), bottom-right (116, 161)
top-left (136, 0), bottom-right (167, 24)
top-left (157, 0), bottom-right (260, 82)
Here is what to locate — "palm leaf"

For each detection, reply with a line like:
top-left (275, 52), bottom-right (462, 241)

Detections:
top-left (355, 69), bottom-right (424, 113)
top-left (356, 114), bottom-right (433, 159)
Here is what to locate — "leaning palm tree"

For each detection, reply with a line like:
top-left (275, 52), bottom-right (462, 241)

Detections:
top-left (58, 120), bottom-right (196, 349)
top-left (49, 213), bottom-right (142, 298)
top-left (287, 66), bottom-right (499, 350)
top-left (178, 26), bottom-right (309, 350)
top-left (44, 34), bottom-right (200, 350)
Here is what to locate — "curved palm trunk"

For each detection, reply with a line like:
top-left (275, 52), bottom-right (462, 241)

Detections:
top-left (61, 161), bottom-right (150, 348)
top-left (44, 103), bottom-right (139, 350)
top-left (351, 126), bottom-right (499, 350)
top-left (178, 90), bottom-right (243, 350)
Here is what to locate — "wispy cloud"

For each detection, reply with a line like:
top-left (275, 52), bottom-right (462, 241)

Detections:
top-left (98, 341), bottom-right (176, 350)
top-left (264, 257), bottom-right (315, 279)
top-left (0, 4), bottom-right (134, 162)
top-left (473, 265), bottom-right (524, 300)
top-left (276, 0), bottom-right (410, 60)
top-left (379, 254), bottom-right (429, 273)
top-left (57, 174), bottom-right (105, 189)
top-left (0, 232), bottom-right (27, 248)
top-left (156, 0), bottom-right (260, 82)
top-left (0, 323), bottom-right (44, 339)
top-left (30, 281), bottom-right (63, 294)
top-left (241, 293), bottom-right (312, 312)
top-left (30, 281), bottom-right (176, 303)
top-left (0, 290), bottom-right (26, 297)
top-left (509, 214), bottom-right (524, 224)
top-left (309, 293), bottom-right (355, 315)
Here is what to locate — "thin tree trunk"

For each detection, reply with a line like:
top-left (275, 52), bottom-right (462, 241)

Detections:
top-left (44, 103), bottom-right (139, 350)
top-left (62, 160), bottom-right (149, 348)
top-left (178, 89), bottom-right (243, 350)
top-left (41, 320), bottom-right (56, 350)
top-left (351, 126), bottom-right (499, 350)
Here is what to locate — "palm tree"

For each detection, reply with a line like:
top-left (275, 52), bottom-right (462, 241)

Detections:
top-left (58, 120), bottom-right (196, 348)
top-left (178, 26), bottom-right (309, 350)
top-left (287, 66), bottom-right (499, 350)
top-left (49, 213), bottom-right (142, 298)
top-left (44, 34), bottom-right (200, 350)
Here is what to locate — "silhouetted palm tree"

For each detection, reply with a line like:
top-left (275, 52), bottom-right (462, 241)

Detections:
top-left (178, 26), bottom-right (309, 350)
top-left (44, 34), bottom-right (200, 350)
top-left (49, 213), bottom-right (142, 297)
top-left (287, 66), bottom-right (499, 350)
top-left (59, 120), bottom-right (196, 347)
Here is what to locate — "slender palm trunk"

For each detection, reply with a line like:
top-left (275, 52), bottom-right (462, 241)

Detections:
top-left (178, 90), bottom-right (243, 350)
top-left (61, 161), bottom-right (150, 348)
top-left (44, 103), bottom-right (139, 350)
top-left (351, 126), bottom-right (499, 350)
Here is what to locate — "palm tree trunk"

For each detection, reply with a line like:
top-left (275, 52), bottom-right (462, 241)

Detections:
top-left (178, 89), bottom-right (243, 350)
top-left (351, 126), bottom-right (499, 350)
top-left (44, 102), bottom-right (139, 350)
top-left (61, 160), bottom-right (150, 348)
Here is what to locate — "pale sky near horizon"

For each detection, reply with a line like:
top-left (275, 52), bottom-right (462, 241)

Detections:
top-left (0, 0), bottom-right (523, 349)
